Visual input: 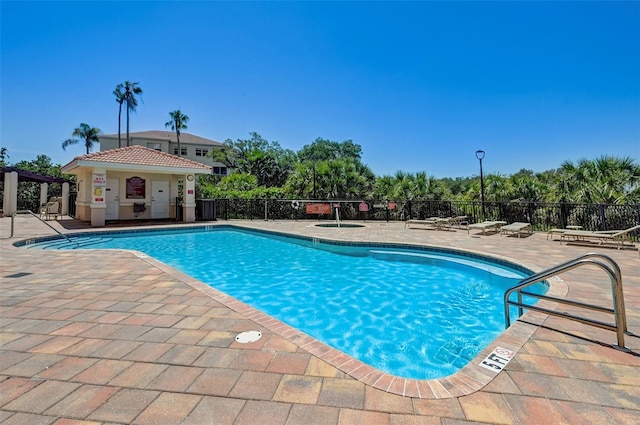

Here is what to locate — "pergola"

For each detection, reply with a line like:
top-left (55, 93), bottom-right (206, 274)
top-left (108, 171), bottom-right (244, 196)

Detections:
top-left (1, 167), bottom-right (71, 216)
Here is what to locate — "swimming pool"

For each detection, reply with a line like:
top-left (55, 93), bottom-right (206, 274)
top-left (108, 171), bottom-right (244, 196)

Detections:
top-left (23, 225), bottom-right (546, 379)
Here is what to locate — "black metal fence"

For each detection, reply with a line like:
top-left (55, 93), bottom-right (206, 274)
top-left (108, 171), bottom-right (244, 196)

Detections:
top-left (198, 198), bottom-right (640, 234)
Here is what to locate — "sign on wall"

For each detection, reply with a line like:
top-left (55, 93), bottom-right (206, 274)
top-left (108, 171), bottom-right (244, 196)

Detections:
top-left (306, 203), bottom-right (331, 215)
top-left (93, 173), bottom-right (106, 186)
top-left (93, 173), bottom-right (106, 202)
top-left (126, 176), bottom-right (146, 199)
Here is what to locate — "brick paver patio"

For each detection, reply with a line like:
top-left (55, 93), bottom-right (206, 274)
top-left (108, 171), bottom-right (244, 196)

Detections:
top-left (1, 216), bottom-right (638, 424)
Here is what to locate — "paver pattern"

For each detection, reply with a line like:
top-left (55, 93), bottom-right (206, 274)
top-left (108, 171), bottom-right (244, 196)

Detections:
top-left (1, 216), bottom-right (639, 424)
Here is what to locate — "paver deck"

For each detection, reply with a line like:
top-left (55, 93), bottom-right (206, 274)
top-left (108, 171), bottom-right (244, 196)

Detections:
top-left (1, 216), bottom-right (639, 424)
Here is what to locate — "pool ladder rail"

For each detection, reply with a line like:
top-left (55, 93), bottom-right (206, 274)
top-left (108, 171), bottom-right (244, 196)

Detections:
top-left (10, 209), bottom-right (80, 248)
top-left (504, 253), bottom-right (630, 349)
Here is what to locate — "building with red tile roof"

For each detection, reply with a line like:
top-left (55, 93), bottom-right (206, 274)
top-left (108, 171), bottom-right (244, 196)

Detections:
top-left (99, 131), bottom-right (228, 176)
top-left (62, 145), bottom-right (212, 227)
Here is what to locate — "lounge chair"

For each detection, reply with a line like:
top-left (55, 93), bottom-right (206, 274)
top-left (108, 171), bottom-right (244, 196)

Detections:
top-left (405, 218), bottom-right (439, 229)
top-left (561, 225), bottom-right (640, 248)
top-left (467, 221), bottom-right (507, 235)
top-left (500, 222), bottom-right (532, 238)
top-left (450, 216), bottom-right (469, 228)
top-left (548, 227), bottom-right (615, 240)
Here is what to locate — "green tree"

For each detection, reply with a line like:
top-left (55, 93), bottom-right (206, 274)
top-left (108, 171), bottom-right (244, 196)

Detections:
top-left (121, 81), bottom-right (143, 146)
top-left (113, 84), bottom-right (126, 148)
top-left (61, 123), bottom-right (101, 154)
top-left (507, 170), bottom-right (545, 202)
top-left (291, 137), bottom-right (373, 199)
top-left (197, 173), bottom-right (286, 199)
top-left (0, 147), bottom-right (9, 167)
top-left (298, 138), bottom-right (362, 162)
top-left (438, 176), bottom-right (474, 199)
top-left (552, 156), bottom-right (640, 204)
top-left (285, 157), bottom-right (374, 199)
top-left (211, 132), bottom-right (296, 187)
top-left (372, 171), bottom-right (449, 202)
top-left (217, 173), bottom-right (258, 192)
top-left (371, 175), bottom-right (395, 201)
top-left (165, 109), bottom-right (189, 157)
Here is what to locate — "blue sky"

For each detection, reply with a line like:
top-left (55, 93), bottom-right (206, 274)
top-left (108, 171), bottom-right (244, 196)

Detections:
top-left (1, 1), bottom-right (639, 178)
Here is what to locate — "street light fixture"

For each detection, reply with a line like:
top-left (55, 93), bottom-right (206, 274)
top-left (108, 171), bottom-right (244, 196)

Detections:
top-left (475, 150), bottom-right (486, 217)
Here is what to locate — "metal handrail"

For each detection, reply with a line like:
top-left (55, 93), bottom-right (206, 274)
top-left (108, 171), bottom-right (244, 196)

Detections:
top-left (10, 210), bottom-right (79, 248)
top-left (504, 253), bottom-right (627, 348)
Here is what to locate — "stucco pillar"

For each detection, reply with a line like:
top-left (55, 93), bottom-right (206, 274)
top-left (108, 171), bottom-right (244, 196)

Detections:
top-left (2, 171), bottom-right (18, 215)
top-left (40, 182), bottom-right (48, 207)
top-left (90, 170), bottom-right (107, 227)
top-left (182, 173), bottom-right (196, 223)
top-left (61, 182), bottom-right (70, 216)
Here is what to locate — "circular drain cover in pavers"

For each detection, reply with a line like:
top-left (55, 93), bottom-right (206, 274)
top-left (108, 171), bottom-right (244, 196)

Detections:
top-left (235, 330), bottom-right (262, 343)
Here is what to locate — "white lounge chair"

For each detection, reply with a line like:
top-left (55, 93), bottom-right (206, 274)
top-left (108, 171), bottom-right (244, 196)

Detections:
top-left (500, 222), bottom-right (532, 238)
top-left (449, 216), bottom-right (469, 230)
top-left (561, 225), bottom-right (640, 247)
top-left (468, 221), bottom-right (507, 235)
top-left (405, 218), bottom-right (439, 229)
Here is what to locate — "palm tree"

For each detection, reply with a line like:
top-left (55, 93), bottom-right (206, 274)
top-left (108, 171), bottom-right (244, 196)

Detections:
top-left (165, 109), bottom-right (189, 157)
top-left (555, 156), bottom-right (640, 204)
top-left (0, 147), bottom-right (9, 167)
top-left (122, 81), bottom-right (143, 146)
top-left (113, 84), bottom-right (126, 148)
top-left (61, 123), bottom-right (101, 154)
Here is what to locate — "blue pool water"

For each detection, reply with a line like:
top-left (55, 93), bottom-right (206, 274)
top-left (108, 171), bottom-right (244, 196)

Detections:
top-left (24, 226), bottom-right (545, 379)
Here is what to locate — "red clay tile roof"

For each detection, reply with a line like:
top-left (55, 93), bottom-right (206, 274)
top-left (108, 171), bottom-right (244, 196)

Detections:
top-left (65, 145), bottom-right (212, 171)
top-left (100, 131), bottom-right (223, 146)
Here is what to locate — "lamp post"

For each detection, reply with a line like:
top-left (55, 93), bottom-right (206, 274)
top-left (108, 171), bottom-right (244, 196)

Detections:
top-left (475, 150), bottom-right (486, 217)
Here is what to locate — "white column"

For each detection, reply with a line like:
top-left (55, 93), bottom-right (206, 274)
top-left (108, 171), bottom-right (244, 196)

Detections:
top-left (183, 173), bottom-right (196, 222)
top-left (2, 171), bottom-right (18, 215)
top-left (61, 182), bottom-right (70, 216)
top-left (40, 182), bottom-right (49, 207)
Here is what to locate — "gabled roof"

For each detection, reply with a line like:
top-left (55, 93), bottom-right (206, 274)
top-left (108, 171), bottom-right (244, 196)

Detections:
top-left (99, 131), bottom-right (223, 146)
top-left (61, 145), bottom-right (212, 174)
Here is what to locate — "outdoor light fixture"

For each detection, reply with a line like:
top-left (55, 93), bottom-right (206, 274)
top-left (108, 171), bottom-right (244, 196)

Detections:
top-left (475, 150), bottom-right (486, 217)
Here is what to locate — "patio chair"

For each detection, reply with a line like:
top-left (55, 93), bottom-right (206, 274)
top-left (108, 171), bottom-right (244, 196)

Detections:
top-left (40, 201), bottom-right (60, 221)
top-left (561, 224), bottom-right (640, 248)
top-left (500, 222), bottom-right (532, 238)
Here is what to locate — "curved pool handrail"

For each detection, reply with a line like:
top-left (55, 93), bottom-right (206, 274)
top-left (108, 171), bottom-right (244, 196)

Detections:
top-left (10, 210), bottom-right (80, 248)
top-left (504, 253), bottom-right (627, 349)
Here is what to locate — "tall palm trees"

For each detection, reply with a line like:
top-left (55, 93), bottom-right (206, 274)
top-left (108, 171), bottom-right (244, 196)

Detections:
top-left (165, 109), bottom-right (189, 157)
top-left (114, 81), bottom-right (143, 147)
top-left (61, 123), bottom-right (101, 154)
top-left (553, 156), bottom-right (640, 204)
top-left (113, 84), bottom-right (126, 148)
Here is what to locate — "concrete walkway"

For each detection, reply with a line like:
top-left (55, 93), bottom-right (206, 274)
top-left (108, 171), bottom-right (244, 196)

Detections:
top-left (1, 216), bottom-right (639, 424)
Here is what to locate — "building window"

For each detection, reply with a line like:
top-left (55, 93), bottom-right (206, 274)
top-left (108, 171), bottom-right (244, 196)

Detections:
top-left (147, 143), bottom-right (162, 151)
top-left (173, 147), bottom-right (188, 156)
top-left (195, 148), bottom-right (209, 157)
top-left (213, 167), bottom-right (228, 176)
